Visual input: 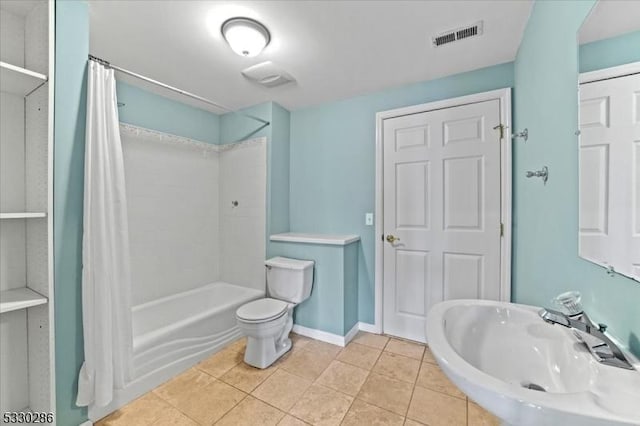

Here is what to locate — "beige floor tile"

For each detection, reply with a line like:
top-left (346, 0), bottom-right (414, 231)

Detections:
top-left (153, 368), bottom-right (245, 424)
top-left (384, 339), bottom-right (425, 360)
top-left (279, 347), bottom-right (334, 380)
top-left (357, 373), bottom-right (413, 416)
top-left (220, 361), bottom-right (278, 392)
top-left (278, 415), bottom-right (310, 425)
top-left (423, 347), bottom-right (437, 365)
top-left (252, 369), bottom-right (313, 411)
top-left (372, 352), bottom-right (420, 384)
top-left (416, 363), bottom-right (466, 400)
top-left (290, 333), bottom-right (312, 350)
top-left (336, 342), bottom-right (382, 370)
top-left (216, 395), bottom-right (285, 426)
top-left (304, 339), bottom-right (343, 357)
top-left (352, 332), bottom-right (390, 349)
top-left (407, 386), bottom-right (466, 426)
top-left (468, 400), bottom-right (500, 426)
top-left (341, 399), bottom-right (405, 426)
top-left (316, 360), bottom-right (370, 396)
top-left (227, 337), bottom-right (247, 353)
top-left (197, 347), bottom-right (244, 377)
top-left (96, 393), bottom-right (197, 426)
top-left (289, 384), bottom-right (353, 426)
top-left (403, 419), bottom-right (425, 425)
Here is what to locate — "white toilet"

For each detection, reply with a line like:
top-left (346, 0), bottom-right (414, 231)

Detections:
top-left (236, 257), bottom-right (314, 369)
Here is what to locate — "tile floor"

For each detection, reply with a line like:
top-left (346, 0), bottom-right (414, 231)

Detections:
top-left (97, 332), bottom-right (500, 426)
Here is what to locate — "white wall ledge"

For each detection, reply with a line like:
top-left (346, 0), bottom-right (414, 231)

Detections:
top-left (270, 232), bottom-right (360, 246)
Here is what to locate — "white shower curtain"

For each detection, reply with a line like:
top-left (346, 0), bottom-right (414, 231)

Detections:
top-left (76, 60), bottom-right (134, 408)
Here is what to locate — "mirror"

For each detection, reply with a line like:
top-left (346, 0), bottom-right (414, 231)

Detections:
top-left (577, 0), bottom-right (640, 282)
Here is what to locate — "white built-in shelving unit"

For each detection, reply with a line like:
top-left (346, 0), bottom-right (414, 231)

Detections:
top-left (0, 0), bottom-right (55, 423)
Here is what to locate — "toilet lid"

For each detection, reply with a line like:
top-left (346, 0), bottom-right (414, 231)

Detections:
top-left (237, 298), bottom-right (288, 322)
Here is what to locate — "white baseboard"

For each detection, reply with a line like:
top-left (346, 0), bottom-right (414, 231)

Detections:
top-left (292, 324), bottom-right (348, 346)
top-left (292, 322), bottom-right (381, 347)
top-left (344, 322), bottom-right (360, 345)
top-left (79, 421), bottom-right (93, 426)
top-left (357, 322), bottom-right (380, 334)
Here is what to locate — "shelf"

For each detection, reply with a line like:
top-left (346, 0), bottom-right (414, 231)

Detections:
top-left (0, 212), bottom-right (46, 219)
top-left (0, 61), bottom-right (47, 96)
top-left (0, 288), bottom-right (47, 314)
top-left (270, 232), bottom-right (361, 246)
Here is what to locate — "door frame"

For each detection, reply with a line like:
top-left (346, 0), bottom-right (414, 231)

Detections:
top-left (373, 88), bottom-right (513, 335)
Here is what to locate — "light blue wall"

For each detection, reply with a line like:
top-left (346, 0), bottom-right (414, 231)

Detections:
top-left (270, 241), bottom-right (359, 335)
top-left (579, 30), bottom-right (640, 73)
top-left (513, 0), bottom-right (640, 356)
top-left (116, 81), bottom-right (220, 144)
top-left (289, 63), bottom-right (515, 324)
top-left (53, 1), bottom-right (89, 424)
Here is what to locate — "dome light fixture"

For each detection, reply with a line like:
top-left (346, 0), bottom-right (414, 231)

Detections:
top-left (221, 17), bottom-right (271, 58)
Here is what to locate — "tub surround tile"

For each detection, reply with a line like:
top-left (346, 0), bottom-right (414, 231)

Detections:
top-left (407, 386), bottom-right (466, 426)
top-left (336, 342), bottom-right (382, 370)
top-left (357, 373), bottom-right (414, 416)
top-left (373, 352), bottom-right (420, 384)
top-left (341, 399), bottom-right (405, 426)
top-left (316, 360), bottom-right (369, 396)
top-left (352, 331), bottom-right (390, 349)
top-left (252, 369), bottom-right (313, 411)
top-left (216, 396), bottom-right (285, 426)
top-left (153, 368), bottom-right (245, 424)
top-left (96, 393), bottom-right (197, 426)
top-left (220, 361), bottom-right (278, 392)
top-left (197, 347), bottom-right (244, 378)
top-left (279, 347), bottom-right (334, 380)
top-left (468, 400), bottom-right (500, 426)
top-left (288, 384), bottom-right (353, 426)
top-left (416, 362), bottom-right (466, 400)
top-left (384, 338), bottom-right (425, 361)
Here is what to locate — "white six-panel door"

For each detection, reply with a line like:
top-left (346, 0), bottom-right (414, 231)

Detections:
top-left (382, 99), bottom-right (503, 342)
top-left (579, 72), bottom-right (640, 280)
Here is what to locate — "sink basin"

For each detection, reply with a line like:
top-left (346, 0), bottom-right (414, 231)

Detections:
top-left (426, 299), bottom-right (640, 426)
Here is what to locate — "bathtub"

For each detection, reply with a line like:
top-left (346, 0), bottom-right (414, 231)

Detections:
top-left (90, 282), bottom-right (263, 422)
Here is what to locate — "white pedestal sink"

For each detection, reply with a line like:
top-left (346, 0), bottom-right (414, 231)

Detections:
top-left (426, 300), bottom-right (640, 426)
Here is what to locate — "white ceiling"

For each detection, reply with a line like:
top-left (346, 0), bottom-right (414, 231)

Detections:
top-left (579, 0), bottom-right (640, 44)
top-left (89, 0), bottom-right (532, 113)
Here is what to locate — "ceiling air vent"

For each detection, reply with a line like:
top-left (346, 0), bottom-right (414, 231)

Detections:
top-left (241, 61), bottom-right (296, 88)
top-left (432, 21), bottom-right (484, 47)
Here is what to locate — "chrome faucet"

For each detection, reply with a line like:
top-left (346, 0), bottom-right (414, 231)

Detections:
top-left (538, 308), bottom-right (634, 370)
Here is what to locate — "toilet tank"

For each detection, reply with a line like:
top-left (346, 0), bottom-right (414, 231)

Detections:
top-left (265, 257), bottom-right (314, 304)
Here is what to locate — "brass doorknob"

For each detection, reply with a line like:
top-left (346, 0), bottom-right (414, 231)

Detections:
top-left (386, 234), bottom-right (400, 244)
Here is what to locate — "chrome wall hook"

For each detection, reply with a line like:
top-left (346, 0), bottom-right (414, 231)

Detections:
top-left (512, 128), bottom-right (528, 142)
top-left (526, 166), bottom-right (548, 185)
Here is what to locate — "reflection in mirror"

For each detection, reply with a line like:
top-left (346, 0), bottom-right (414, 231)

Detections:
top-left (577, 0), bottom-right (640, 282)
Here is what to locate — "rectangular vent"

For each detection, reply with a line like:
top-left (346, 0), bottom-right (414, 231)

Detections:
top-left (432, 21), bottom-right (483, 47)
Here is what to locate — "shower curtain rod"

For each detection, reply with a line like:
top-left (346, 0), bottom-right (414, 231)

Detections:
top-left (88, 54), bottom-right (270, 126)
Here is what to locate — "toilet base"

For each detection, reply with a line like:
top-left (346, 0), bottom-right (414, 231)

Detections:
top-left (240, 308), bottom-right (295, 369)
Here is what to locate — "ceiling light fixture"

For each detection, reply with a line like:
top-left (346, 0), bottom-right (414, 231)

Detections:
top-left (221, 17), bottom-right (271, 57)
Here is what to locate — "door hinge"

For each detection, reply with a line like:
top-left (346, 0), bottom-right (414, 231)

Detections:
top-left (493, 124), bottom-right (505, 140)
top-left (500, 223), bottom-right (504, 237)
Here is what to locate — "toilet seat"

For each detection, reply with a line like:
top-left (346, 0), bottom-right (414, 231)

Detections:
top-left (236, 298), bottom-right (288, 323)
